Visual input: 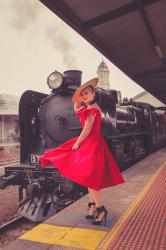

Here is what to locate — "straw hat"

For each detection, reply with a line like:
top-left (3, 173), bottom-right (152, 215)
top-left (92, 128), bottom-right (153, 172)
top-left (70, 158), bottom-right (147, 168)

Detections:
top-left (72, 78), bottom-right (98, 103)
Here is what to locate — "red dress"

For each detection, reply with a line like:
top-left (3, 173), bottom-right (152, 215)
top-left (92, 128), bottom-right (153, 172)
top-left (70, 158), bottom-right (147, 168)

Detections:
top-left (39, 106), bottom-right (124, 190)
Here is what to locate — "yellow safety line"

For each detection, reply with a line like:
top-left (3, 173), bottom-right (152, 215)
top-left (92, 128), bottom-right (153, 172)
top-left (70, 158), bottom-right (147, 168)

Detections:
top-left (96, 160), bottom-right (166, 250)
top-left (20, 224), bottom-right (107, 250)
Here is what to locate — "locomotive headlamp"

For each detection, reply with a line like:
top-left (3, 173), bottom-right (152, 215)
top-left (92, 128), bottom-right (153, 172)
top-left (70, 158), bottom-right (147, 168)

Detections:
top-left (47, 71), bottom-right (63, 90)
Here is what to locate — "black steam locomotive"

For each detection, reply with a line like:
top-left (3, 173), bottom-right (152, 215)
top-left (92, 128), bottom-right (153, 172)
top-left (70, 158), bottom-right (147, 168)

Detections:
top-left (0, 70), bottom-right (166, 222)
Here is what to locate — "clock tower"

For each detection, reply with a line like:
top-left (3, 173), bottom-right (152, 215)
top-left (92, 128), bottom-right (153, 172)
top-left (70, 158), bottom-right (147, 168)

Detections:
top-left (97, 59), bottom-right (110, 90)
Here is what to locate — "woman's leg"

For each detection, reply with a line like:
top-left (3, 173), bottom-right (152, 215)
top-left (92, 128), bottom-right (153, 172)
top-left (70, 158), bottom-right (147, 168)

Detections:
top-left (88, 188), bottom-right (102, 207)
top-left (89, 189), bottom-right (107, 224)
top-left (88, 188), bottom-right (95, 203)
top-left (86, 189), bottom-right (96, 217)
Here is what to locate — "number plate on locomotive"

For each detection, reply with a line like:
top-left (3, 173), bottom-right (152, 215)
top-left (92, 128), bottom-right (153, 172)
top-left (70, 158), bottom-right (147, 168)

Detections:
top-left (29, 154), bottom-right (39, 165)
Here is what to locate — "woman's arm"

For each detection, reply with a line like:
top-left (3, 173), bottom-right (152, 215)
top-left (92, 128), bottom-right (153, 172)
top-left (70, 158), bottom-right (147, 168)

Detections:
top-left (73, 102), bottom-right (82, 112)
top-left (72, 113), bottom-right (96, 150)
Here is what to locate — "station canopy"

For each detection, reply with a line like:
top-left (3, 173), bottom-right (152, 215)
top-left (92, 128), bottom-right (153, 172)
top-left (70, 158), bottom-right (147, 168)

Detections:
top-left (39, 0), bottom-right (166, 105)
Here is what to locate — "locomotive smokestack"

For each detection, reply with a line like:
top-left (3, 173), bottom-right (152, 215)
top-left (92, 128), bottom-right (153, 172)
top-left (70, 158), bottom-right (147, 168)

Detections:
top-left (63, 70), bottom-right (82, 87)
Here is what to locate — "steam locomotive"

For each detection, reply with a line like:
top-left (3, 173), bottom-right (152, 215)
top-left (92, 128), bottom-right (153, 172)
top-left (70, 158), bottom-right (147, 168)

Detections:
top-left (0, 70), bottom-right (166, 222)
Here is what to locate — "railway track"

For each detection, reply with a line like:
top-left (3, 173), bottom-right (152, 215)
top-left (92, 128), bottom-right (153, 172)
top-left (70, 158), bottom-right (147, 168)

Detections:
top-left (0, 216), bottom-right (38, 248)
top-left (0, 216), bottom-right (26, 235)
top-left (0, 216), bottom-right (38, 237)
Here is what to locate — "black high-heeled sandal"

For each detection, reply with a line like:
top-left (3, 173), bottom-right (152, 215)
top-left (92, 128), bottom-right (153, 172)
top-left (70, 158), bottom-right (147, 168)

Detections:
top-left (85, 202), bottom-right (96, 219)
top-left (92, 206), bottom-right (107, 225)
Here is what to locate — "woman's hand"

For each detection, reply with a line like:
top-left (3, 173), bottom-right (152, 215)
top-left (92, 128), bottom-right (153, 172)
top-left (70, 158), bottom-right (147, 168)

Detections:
top-left (72, 142), bottom-right (80, 150)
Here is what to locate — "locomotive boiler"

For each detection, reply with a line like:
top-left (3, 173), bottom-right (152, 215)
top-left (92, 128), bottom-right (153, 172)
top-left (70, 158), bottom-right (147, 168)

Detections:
top-left (0, 70), bottom-right (166, 222)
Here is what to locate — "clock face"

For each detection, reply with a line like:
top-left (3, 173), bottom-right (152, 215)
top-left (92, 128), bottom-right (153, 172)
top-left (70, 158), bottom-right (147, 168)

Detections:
top-left (47, 71), bottom-right (63, 89)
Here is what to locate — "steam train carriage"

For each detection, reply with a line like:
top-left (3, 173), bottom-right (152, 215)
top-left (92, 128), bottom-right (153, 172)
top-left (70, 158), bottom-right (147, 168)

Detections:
top-left (0, 70), bottom-right (166, 222)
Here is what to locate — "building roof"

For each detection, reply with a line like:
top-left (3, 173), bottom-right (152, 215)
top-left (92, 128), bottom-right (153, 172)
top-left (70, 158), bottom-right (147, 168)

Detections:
top-left (132, 90), bottom-right (147, 100)
top-left (39, 0), bottom-right (166, 104)
top-left (0, 93), bottom-right (19, 115)
top-left (132, 90), bottom-right (165, 107)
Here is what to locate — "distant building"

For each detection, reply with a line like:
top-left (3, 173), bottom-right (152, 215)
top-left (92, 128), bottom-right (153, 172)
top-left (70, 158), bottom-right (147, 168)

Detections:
top-left (0, 93), bottom-right (20, 143)
top-left (97, 59), bottom-right (110, 90)
top-left (132, 91), bottom-right (166, 107)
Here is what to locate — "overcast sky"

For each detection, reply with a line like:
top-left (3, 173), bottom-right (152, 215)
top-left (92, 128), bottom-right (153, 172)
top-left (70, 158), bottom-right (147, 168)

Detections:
top-left (0, 0), bottom-right (144, 99)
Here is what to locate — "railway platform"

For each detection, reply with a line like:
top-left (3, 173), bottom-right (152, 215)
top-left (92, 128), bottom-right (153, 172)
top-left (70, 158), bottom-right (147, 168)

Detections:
top-left (3, 147), bottom-right (166, 250)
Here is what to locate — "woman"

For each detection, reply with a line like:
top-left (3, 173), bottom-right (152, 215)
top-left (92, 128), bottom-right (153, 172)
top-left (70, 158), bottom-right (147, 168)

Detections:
top-left (39, 78), bottom-right (125, 225)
